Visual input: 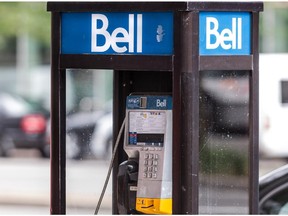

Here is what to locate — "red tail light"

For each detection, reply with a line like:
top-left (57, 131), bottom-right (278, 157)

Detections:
top-left (21, 114), bottom-right (46, 134)
top-left (263, 116), bottom-right (271, 131)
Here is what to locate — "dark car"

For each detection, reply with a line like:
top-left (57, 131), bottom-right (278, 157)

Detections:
top-left (65, 109), bottom-right (107, 159)
top-left (259, 164), bottom-right (288, 214)
top-left (46, 107), bottom-right (112, 160)
top-left (0, 92), bottom-right (49, 157)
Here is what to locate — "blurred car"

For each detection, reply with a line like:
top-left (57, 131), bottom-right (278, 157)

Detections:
top-left (65, 109), bottom-right (107, 159)
top-left (90, 111), bottom-right (112, 159)
top-left (259, 164), bottom-right (288, 214)
top-left (0, 92), bottom-right (49, 157)
top-left (46, 102), bottom-right (113, 160)
top-left (200, 70), bottom-right (249, 134)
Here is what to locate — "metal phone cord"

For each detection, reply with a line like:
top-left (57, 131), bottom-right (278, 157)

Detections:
top-left (94, 117), bottom-right (126, 215)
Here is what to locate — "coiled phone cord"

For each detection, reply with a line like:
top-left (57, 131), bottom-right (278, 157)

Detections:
top-left (94, 117), bottom-right (126, 215)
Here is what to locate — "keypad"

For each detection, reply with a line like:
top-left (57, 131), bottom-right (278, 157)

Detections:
top-left (143, 153), bottom-right (159, 179)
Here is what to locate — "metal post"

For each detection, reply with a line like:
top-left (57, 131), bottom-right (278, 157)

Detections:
top-left (249, 11), bottom-right (260, 214)
top-left (181, 12), bottom-right (199, 214)
top-left (50, 12), bottom-right (66, 214)
top-left (171, 11), bottom-right (182, 214)
top-left (174, 10), bottom-right (200, 214)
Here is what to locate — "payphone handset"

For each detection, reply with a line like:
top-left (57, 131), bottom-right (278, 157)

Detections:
top-left (123, 95), bottom-right (172, 214)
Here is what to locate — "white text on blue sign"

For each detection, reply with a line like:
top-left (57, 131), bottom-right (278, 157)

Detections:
top-left (199, 12), bottom-right (251, 55)
top-left (61, 12), bottom-right (173, 55)
top-left (91, 14), bottom-right (143, 53)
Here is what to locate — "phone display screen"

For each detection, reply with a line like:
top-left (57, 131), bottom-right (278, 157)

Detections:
top-left (128, 111), bottom-right (166, 146)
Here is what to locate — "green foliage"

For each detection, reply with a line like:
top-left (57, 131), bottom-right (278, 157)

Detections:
top-left (200, 146), bottom-right (247, 176)
top-left (0, 2), bottom-right (50, 45)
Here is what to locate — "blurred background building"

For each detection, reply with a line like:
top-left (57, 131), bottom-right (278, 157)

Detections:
top-left (0, 2), bottom-right (113, 113)
top-left (0, 2), bottom-right (287, 112)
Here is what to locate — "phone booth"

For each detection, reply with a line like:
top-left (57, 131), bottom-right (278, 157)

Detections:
top-left (48, 2), bottom-right (263, 214)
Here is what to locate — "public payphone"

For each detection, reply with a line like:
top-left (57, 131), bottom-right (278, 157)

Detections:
top-left (48, 2), bottom-right (263, 214)
top-left (118, 94), bottom-right (172, 214)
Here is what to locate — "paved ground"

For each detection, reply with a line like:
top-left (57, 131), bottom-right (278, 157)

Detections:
top-left (0, 149), bottom-right (286, 214)
top-left (0, 151), bottom-right (113, 214)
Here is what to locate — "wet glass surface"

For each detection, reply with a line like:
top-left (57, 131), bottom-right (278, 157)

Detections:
top-left (199, 70), bottom-right (250, 214)
top-left (65, 69), bottom-right (113, 214)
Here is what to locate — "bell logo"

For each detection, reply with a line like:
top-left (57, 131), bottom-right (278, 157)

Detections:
top-left (91, 14), bottom-right (142, 53)
top-left (206, 17), bottom-right (242, 50)
top-left (156, 99), bottom-right (167, 108)
top-left (199, 12), bottom-right (251, 55)
top-left (61, 12), bottom-right (173, 55)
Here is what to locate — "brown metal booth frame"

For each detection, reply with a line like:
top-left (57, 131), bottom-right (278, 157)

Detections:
top-left (47, 2), bottom-right (263, 214)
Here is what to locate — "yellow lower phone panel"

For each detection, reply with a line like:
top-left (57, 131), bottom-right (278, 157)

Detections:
top-left (136, 198), bottom-right (172, 214)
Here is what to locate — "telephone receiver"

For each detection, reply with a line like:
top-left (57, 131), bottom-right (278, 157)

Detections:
top-left (117, 159), bottom-right (139, 214)
top-left (117, 94), bottom-right (172, 215)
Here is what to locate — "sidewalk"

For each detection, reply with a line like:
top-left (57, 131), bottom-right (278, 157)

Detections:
top-left (0, 157), bottom-right (113, 211)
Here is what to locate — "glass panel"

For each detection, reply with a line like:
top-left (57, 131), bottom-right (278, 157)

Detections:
top-left (66, 69), bottom-right (113, 214)
top-left (199, 70), bottom-right (249, 214)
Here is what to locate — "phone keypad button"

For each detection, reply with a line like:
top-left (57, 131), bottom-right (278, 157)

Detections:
top-left (143, 152), bottom-right (160, 179)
